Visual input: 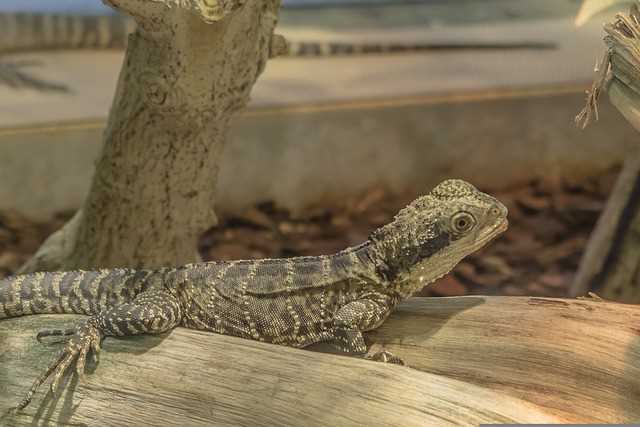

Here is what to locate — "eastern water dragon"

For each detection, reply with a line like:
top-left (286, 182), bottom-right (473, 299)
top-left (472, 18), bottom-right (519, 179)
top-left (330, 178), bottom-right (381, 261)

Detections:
top-left (0, 179), bottom-right (508, 411)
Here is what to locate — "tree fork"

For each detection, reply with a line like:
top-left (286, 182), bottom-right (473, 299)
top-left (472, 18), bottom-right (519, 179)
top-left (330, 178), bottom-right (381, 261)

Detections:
top-left (20, 0), bottom-right (283, 272)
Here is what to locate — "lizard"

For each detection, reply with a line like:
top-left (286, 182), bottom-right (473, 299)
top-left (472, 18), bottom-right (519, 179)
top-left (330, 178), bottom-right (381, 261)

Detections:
top-left (0, 11), bottom-right (555, 90)
top-left (0, 179), bottom-right (508, 411)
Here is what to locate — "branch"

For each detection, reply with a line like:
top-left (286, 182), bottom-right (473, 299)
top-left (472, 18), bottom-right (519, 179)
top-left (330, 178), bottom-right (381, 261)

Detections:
top-left (1, 297), bottom-right (638, 425)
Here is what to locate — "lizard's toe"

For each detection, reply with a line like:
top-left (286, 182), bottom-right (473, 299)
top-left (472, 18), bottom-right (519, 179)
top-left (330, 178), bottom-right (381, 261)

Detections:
top-left (36, 328), bottom-right (76, 344)
top-left (367, 350), bottom-right (406, 366)
top-left (14, 320), bottom-right (103, 411)
top-left (75, 343), bottom-right (89, 379)
top-left (50, 351), bottom-right (74, 395)
top-left (75, 326), bottom-right (101, 377)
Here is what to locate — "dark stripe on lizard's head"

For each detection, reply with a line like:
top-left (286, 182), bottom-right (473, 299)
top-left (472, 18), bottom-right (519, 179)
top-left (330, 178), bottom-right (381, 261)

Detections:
top-left (368, 179), bottom-right (508, 288)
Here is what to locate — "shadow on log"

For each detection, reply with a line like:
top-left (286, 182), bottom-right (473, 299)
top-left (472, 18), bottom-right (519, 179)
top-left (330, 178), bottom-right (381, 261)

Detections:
top-left (1, 296), bottom-right (638, 426)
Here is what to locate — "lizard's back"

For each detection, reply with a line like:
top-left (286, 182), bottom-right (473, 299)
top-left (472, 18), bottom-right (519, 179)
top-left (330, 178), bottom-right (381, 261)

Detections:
top-left (177, 252), bottom-right (374, 347)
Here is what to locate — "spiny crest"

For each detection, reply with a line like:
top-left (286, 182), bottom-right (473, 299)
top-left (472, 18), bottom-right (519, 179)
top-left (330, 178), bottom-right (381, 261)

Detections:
top-left (429, 179), bottom-right (480, 201)
top-left (371, 179), bottom-right (488, 243)
top-left (392, 179), bottom-right (480, 223)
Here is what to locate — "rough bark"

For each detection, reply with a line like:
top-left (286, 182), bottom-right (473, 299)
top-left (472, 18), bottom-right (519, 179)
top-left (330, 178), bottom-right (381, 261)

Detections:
top-left (1, 297), bottom-right (638, 426)
top-left (20, 0), bottom-right (282, 272)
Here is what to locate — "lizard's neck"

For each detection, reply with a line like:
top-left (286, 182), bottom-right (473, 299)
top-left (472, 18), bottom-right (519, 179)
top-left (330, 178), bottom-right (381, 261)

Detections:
top-left (331, 241), bottom-right (387, 286)
top-left (356, 235), bottom-right (458, 299)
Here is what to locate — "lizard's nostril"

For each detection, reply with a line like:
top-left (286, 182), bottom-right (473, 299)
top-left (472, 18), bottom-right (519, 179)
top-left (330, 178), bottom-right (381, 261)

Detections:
top-left (490, 204), bottom-right (507, 218)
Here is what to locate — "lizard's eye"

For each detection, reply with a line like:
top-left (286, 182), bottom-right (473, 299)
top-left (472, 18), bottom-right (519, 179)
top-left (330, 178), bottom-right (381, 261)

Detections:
top-left (451, 212), bottom-right (475, 233)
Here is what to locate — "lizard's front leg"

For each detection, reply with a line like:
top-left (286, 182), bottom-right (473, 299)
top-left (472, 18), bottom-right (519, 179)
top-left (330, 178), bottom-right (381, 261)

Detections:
top-left (332, 294), bottom-right (404, 365)
top-left (14, 289), bottom-right (182, 411)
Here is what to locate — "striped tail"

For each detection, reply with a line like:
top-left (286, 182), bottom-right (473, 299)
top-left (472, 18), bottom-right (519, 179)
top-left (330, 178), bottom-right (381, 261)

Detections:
top-left (0, 268), bottom-right (149, 320)
top-left (0, 13), bottom-right (135, 54)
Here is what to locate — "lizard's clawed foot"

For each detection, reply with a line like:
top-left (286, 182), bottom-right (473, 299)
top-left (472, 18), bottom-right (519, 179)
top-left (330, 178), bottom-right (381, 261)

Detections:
top-left (36, 328), bottom-right (76, 344)
top-left (367, 350), bottom-right (406, 366)
top-left (14, 320), bottom-right (102, 411)
top-left (577, 291), bottom-right (604, 302)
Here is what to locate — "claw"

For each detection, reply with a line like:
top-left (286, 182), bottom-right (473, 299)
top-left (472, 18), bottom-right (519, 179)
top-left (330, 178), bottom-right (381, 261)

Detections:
top-left (14, 351), bottom-right (65, 411)
top-left (14, 320), bottom-right (103, 411)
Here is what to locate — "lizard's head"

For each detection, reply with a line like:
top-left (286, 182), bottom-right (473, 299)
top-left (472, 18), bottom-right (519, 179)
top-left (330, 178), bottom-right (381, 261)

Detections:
top-left (369, 179), bottom-right (508, 296)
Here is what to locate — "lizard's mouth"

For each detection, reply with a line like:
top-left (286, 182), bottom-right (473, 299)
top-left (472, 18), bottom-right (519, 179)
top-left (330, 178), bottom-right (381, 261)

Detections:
top-left (469, 218), bottom-right (508, 252)
top-left (408, 218), bottom-right (508, 287)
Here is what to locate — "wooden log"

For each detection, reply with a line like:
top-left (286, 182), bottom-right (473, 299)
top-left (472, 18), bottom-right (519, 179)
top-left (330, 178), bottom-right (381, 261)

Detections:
top-left (0, 296), bottom-right (638, 426)
top-left (367, 296), bottom-right (640, 423)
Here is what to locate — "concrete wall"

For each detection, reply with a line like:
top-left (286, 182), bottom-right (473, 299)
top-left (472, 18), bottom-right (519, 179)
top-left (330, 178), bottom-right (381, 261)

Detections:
top-left (0, 85), bottom-right (636, 220)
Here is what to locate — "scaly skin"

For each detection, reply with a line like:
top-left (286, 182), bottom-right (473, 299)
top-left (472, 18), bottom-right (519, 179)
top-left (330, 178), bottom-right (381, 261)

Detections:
top-left (0, 179), bottom-right (508, 411)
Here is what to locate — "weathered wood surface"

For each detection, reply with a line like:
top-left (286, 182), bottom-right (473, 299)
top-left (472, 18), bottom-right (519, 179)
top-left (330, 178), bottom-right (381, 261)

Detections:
top-left (1, 296), bottom-right (638, 426)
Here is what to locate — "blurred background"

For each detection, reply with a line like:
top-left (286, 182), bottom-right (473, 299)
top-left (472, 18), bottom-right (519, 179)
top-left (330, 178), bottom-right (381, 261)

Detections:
top-left (0, 0), bottom-right (634, 299)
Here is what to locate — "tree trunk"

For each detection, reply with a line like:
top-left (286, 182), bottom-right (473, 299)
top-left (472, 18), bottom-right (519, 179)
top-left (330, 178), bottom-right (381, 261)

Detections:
top-left (1, 297), bottom-right (638, 426)
top-left (20, 0), bottom-right (282, 272)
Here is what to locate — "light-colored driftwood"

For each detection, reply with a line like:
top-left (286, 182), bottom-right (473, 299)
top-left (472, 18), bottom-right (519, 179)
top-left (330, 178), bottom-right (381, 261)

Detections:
top-left (1, 296), bottom-right (638, 426)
